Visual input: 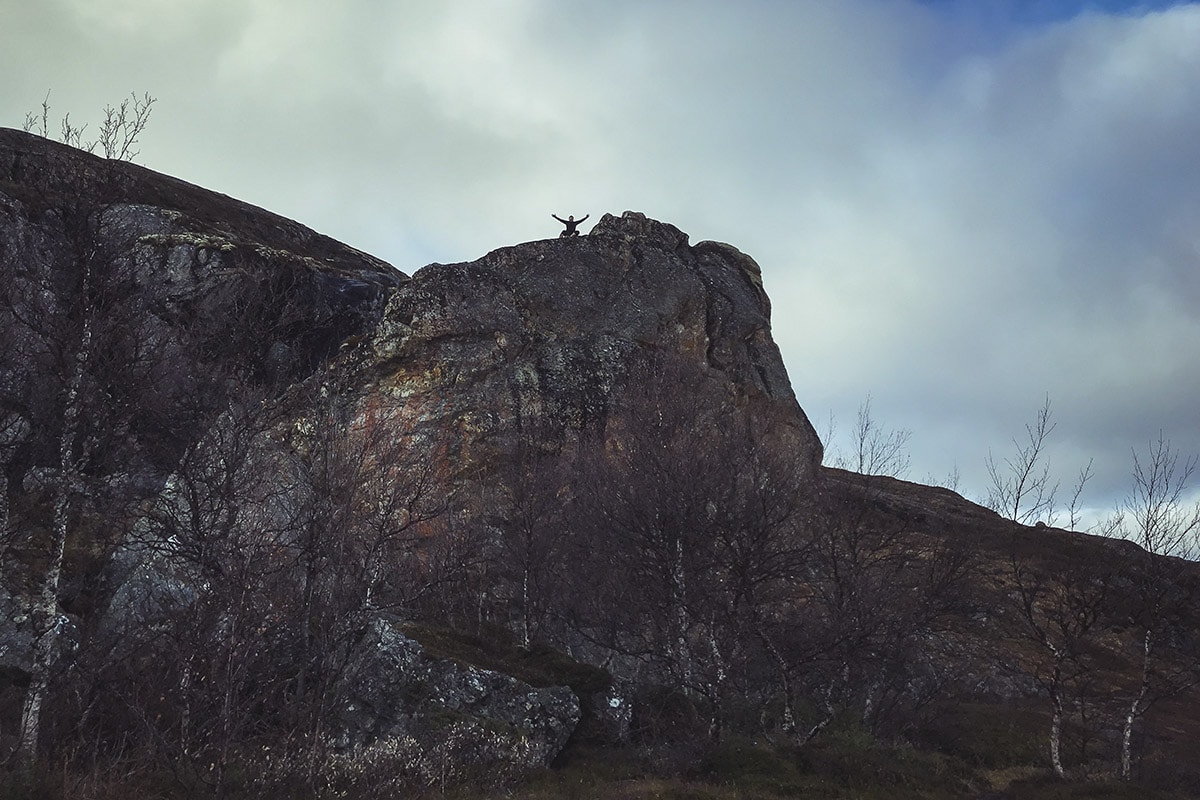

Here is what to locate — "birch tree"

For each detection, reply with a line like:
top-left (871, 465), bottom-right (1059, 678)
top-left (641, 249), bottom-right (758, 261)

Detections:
top-left (491, 430), bottom-right (570, 649)
top-left (278, 375), bottom-right (442, 725)
top-left (23, 91), bottom-right (156, 162)
top-left (3, 93), bottom-right (157, 764)
top-left (1003, 539), bottom-right (1113, 778)
top-left (565, 352), bottom-right (830, 740)
top-left (823, 393), bottom-right (912, 478)
top-left (8, 202), bottom-right (143, 764)
top-left (564, 354), bottom-right (762, 699)
top-left (986, 396), bottom-right (1059, 525)
top-left (1107, 433), bottom-right (1200, 781)
top-left (767, 480), bottom-right (974, 745)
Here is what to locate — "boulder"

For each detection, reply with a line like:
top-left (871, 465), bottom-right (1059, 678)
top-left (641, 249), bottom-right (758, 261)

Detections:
top-left (0, 583), bottom-right (79, 679)
top-left (336, 616), bottom-right (580, 771)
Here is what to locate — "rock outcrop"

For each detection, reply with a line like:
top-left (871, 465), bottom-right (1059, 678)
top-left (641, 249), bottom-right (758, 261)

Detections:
top-left (0, 127), bottom-right (404, 479)
top-left (6, 124), bottom-right (1200, 795)
top-left (336, 617), bottom-right (580, 767)
top-left (346, 209), bottom-right (822, 502)
top-left (1, 126), bottom-right (821, 513)
top-left (0, 128), bottom-right (408, 738)
top-left (0, 126), bottom-right (823, 787)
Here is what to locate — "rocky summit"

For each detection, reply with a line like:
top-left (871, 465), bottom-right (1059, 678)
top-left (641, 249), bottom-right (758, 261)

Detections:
top-left (345, 209), bottom-right (823, 504)
top-left (2, 127), bottom-right (1200, 799)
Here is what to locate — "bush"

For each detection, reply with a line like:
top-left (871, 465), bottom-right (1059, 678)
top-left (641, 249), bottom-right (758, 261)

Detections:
top-left (917, 702), bottom-right (1048, 768)
top-left (702, 740), bottom-right (808, 796)
top-left (1002, 772), bottom-right (1186, 800)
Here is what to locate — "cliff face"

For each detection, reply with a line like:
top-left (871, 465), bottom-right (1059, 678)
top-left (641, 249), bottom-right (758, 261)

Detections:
top-left (0, 126), bottom-right (403, 369)
top-left (0, 127), bottom-right (823, 776)
top-left (0, 128), bottom-right (404, 491)
top-left (0, 127), bottom-right (820, 503)
top-left (348, 210), bottom-right (822, 500)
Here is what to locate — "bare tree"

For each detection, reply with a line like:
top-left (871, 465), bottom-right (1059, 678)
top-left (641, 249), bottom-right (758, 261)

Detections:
top-left (0, 303), bottom-right (26, 550)
top-left (850, 394), bottom-right (912, 478)
top-left (928, 463), bottom-right (961, 493)
top-left (0, 410), bottom-right (30, 562)
top-left (5, 198), bottom-right (165, 765)
top-left (0, 100), bottom-right (243, 765)
top-left (824, 394), bottom-right (912, 478)
top-left (562, 354), bottom-right (972, 746)
top-left (724, 475), bottom-right (814, 733)
top-left (4, 95), bottom-right (160, 763)
top-left (567, 355), bottom-right (729, 690)
top-left (89, 370), bottom-right (444, 795)
top-left (1066, 459), bottom-right (1094, 532)
top-left (775, 484), bottom-right (974, 744)
top-left (491, 433), bottom-right (571, 649)
top-left (1121, 434), bottom-right (1200, 559)
top-left (1002, 538), bottom-right (1114, 778)
top-left (278, 376), bottom-right (442, 715)
top-left (1105, 433), bottom-right (1200, 780)
top-left (148, 416), bottom-right (294, 798)
top-left (23, 91), bottom-right (156, 162)
top-left (14, 369), bottom-right (294, 793)
top-left (557, 351), bottom-right (815, 741)
top-left (986, 396), bottom-right (1059, 525)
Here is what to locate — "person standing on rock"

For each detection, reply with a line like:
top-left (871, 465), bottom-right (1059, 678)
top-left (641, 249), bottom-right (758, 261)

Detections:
top-left (553, 213), bottom-right (588, 237)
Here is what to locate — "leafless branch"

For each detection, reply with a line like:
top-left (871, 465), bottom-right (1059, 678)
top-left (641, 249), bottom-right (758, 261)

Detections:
top-left (985, 395), bottom-right (1059, 525)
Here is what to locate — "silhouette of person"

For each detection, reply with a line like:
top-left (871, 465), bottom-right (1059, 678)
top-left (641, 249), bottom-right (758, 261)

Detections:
top-left (553, 213), bottom-right (588, 237)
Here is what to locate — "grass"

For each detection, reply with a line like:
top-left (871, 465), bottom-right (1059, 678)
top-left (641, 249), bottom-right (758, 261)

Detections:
top-left (917, 701), bottom-right (1048, 768)
top-left (463, 726), bottom-right (985, 800)
top-left (4, 727), bottom-right (1199, 800)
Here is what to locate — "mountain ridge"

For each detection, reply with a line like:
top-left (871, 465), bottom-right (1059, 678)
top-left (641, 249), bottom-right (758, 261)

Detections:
top-left (2, 125), bottom-right (1199, 798)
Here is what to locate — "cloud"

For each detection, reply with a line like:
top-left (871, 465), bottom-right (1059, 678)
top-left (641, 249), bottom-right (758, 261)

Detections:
top-left (3, 0), bottom-right (1199, 522)
top-left (761, 4), bottom-right (1200, 507)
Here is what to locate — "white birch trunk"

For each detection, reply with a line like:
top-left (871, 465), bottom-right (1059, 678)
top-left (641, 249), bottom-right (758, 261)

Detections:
top-left (804, 680), bottom-right (838, 744)
top-left (751, 617), bottom-right (797, 736)
top-left (670, 537), bottom-right (692, 689)
top-left (1049, 690), bottom-right (1065, 779)
top-left (0, 472), bottom-right (8, 560)
top-left (706, 617), bottom-right (727, 741)
top-left (179, 657), bottom-right (194, 755)
top-left (1121, 628), bottom-right (1153, 781)
top-left (1039, 639), bottom-right (1067, 779)
top-left (520, 569), bottom-right (531, 649)
top-left (0, 418), bottom-right (27, 555)
top-left (17, 410), bottom-right (79, 763)
top-left (17, 264), bottom-right (93, 765)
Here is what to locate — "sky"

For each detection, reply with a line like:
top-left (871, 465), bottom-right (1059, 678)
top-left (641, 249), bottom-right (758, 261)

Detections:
top-left (3, 0), bottom-right (1199, 530)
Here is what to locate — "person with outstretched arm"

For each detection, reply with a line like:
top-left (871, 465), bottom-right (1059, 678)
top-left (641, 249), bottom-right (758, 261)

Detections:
top-left (553, 213), bottom-right (589, 237)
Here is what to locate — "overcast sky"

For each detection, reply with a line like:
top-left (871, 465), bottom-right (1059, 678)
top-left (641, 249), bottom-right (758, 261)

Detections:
top-left (4, 0), bottom-right (1199, 528)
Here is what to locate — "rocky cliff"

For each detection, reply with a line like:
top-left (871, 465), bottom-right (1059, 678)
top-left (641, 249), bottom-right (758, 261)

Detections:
top-left (0, 126), bottom-right (824, 784)
top-left (4, 127), bottom-right (1198, 797)
top-left (0, 127), bottom-right (404, 500)
top-left (0, 126), bottom-right (820, 508)
top-left (341, 209), bottom-right (822, 505)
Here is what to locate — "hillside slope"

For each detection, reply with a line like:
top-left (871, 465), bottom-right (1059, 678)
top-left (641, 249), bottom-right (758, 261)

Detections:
top-left (1, 127), bottom-right (1198, 798)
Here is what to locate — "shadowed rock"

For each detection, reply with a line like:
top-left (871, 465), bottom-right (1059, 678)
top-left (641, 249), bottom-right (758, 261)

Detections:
top-left (336, 616), bottom-right (580, 767)
top-left (353, 209), bottom-right (822, 500)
